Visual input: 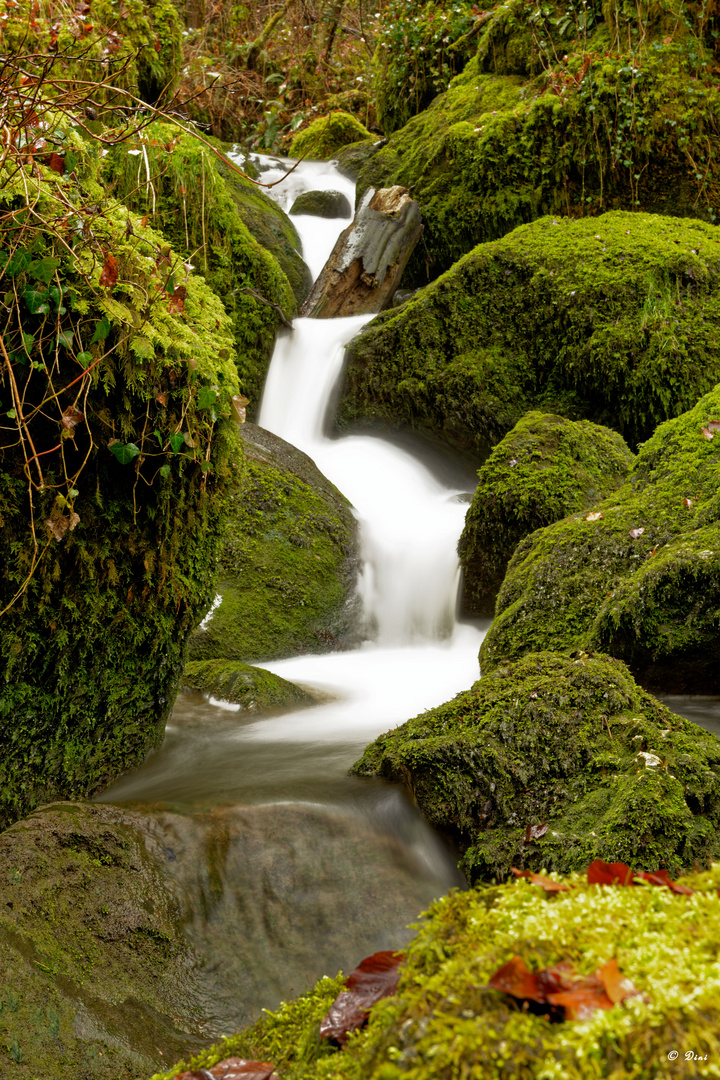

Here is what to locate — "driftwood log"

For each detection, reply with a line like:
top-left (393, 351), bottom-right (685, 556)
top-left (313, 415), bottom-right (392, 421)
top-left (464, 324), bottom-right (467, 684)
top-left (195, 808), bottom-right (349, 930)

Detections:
top-left (299, 186), bottom-right (422, 318)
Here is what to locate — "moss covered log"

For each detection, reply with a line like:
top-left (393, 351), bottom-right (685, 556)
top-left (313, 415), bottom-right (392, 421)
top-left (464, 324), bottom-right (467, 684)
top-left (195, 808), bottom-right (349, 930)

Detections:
top-left (188, 424), bottom-right (360, 664)
top-left (481, 385), bottom-right (720, 693)
top-left (352, 652), bottom-right (720, 884)
top-left (459, 412), bottom-right (634, 616)
top-left (340, 211), bottom-right (720, 451)
top-left (0, 122), bottom-right (240, 829)
top-left (152, 858), bottom-right (720, 1080)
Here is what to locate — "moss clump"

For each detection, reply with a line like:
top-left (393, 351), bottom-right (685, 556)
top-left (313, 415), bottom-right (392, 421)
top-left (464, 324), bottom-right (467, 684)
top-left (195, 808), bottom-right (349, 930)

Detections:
top-left (181, 659), bottom-right (315, 711)
top-left (481, 384), bottom-right (720, 692)
top-left (355, 20), bottom-right (720, 285)
top-left (289, 111), bottom-right (373, 160)
top-left (0, 803), bottom-right (208, 1078)
top-left (0, 124), bottom-right (239, 829)
top-left (352, 652), bottom-right (720, 884)
top-left (340, 211), bottom-right (720, 451)
top-left (106, 123), bottom-right (301, 411)
top-left (152, 858), bottom-right (720, 1080)
top-left (459, 412), bottom-right (634, 615)
top-left (188, 424), bottom-right (360, 664)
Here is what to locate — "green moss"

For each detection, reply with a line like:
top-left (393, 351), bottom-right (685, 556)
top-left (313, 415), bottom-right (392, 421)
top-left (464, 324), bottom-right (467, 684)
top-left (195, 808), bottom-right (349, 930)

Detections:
top-left (340, 211), bottom-right (720, 451)
top-left (290, 111), bottom-right (373, 161)
top-left (459, 411), bottom-right (634, 615)
top-left (106, 123), bottom-right (300, 411)
top-left (0, 125), bottom-right (240, 829)
top-left (153, 857), bottom-right (720, 1080)
top-left (188, 424), bottom-right (359, 663)
top-left (181, 659), bottom-right (315, 710)
top-left (290, 190), bottom-right (353, 219)
top-left (481, 384), bottom-right (720, 692)
top-left (352, 651), bottom-right (720, 883)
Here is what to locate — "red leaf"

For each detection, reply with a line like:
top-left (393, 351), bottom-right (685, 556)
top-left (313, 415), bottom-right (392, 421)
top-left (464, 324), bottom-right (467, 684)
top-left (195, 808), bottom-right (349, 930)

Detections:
top-left (598, 958), bottom-right (641, 1004)
top-left (707, 420), bottom-right (720, 432)
top-left (587, 859), bottom-right (635, 886)
top-left (636, 869), bottom-right (694, 895)
top-left (701, 426), bottom-right (715, 440)
top-left (174, 1061), bottom-right (279, 1080)
top-left (46, 152), bottom-right (65, 174)
top-left (628, 527), bottom-right (645, 539)
top-left (99, 249), bottom-right (118, 288)
top-left (511, 868), bottom-right (569, 894)
top-left (547, 980), bottom-right (614, 1020)
top-left (319, 951), bottom-right (403, 1045)
top-left (487, 955), bottom-right (546, 1002)
top-left (168, 284), bottom-right (187, 314)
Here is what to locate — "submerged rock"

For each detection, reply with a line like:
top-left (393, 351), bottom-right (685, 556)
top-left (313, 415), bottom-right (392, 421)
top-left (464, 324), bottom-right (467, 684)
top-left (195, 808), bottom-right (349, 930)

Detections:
top-left (181, 659), bottom-right (315, 711)
top-left (351, 652), bottom-right (720, 883)
top-left (188, 424), bottom-right (360, 664)
top-left (458, 412), bottom-right (634, 616)
top-left (290, 189), bottom-right (353, 219)
top-left (339, 211), bottom-right (720, 451)
top-left (300, 187), bottom-right (423, 318)
top-left (481, 385), bottom-right (720, 693)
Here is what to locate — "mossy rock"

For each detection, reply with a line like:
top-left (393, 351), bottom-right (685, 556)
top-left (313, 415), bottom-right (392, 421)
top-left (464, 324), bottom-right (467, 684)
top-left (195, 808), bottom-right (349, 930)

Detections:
top-left (352, 651), bottom-right (720, 884)
top-left (106, 123), bottom-right (301, 411)
top-left (290, 190), bottom-right (353, 219)
top-left (339, 211), bottom-right (720, 452)
top-left (0, 125), bottom-right (240, 830)
top-left (188, 424), bottom-right (360, 664)
top-left (181, 659), bottom-right (315, 711)
top-left (459, 412), bottom-right (634, 616)
top-left (289, 111), bottom-right (373, 161)
top-left (481, 384), bottom-right (720, 693)
top-left (151, 858), bottom-right (720, 1080)
top-left (354, 19), bottom-right (720, 286)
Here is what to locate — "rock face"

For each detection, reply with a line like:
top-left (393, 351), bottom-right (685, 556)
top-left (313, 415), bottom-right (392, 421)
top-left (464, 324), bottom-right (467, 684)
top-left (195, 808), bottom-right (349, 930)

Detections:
top-left (0, 800), bottom-right (447, 1078)
top-left (181, 659), bottom-right (315, 711)
top-left (300, 187), bottom-right (423, 318)
top-left (339, 211), bottom-right (720, 451)
top-left (480, 385), bottom-right (720, 694)
top-left (290, 189), bottom-right (353, 219)
top-left (188, 424), bottom-right (361, 663)
top-left (458, 412), bottom-right (634, 616)
top-left (351, 652), bottom-right (720, 884)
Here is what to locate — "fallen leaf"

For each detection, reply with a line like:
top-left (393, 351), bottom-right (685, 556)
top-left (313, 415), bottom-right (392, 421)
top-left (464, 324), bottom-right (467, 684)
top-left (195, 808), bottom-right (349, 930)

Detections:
top-left (707, 420), bottom-right (720, 432)
top-left (586, 511), bottom-right (603, 521)
top-left (636, 868), bottom-right (694, 895)
top-left (684, 497), bottom-right (694, 508)
top-left (168, 284), bottom-right (187, 314)
top-left (628, 527), bottom-right (645, 539)
top-left (155, 391), bottom-right (168, 406)
top-left (231, 394), bottom-right (249, 424)
top-left (488, 955), bottom-right (640, 1022)
top-left (174, 1060), bottom-right (279, 1080)
top-left (701, 426), bottom-right (715, 440)
top-left (511, 868), bottom-right (569, 893)
top-left (61, 406), bottom-right (84, 430)
top-left (45, 152), bottom-right (64, 173)
top-left (319, 951), bottom-right (403, 1045)
top-left (523, 823), bottom-right (548, 842)
top-left (587, 859), bottom-right (635, 886)
top-left (547, 979), bottom-right (613, 1020)
top-left (487, 956), bottom-right (545, 1002)
top-left (598, 958), bottom-right (641, 1004)
top-left (99, 249), bottom-right (118, 288)
top-left (46, 508), bottom-right (80, 541)
top-left (141, 215), bottom-right (149, 227)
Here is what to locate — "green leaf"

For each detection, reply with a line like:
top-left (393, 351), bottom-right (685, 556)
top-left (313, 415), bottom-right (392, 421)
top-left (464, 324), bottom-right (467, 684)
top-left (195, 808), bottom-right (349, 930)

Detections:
top-left (6, 408), bottom-right (17, 419)
top-left (77, 351), bottom-right (92, 368)
top-left (109, 441), bottom-right (141, 465)
top-left (159, 464), bottom-right (171, 479)
top-left (68, 488), bottom-right (79, 498)
top-left (90, 316), bottom-right (111, 344)
top-left (64, 152), bottom-right (78, 173)
top-left (169, 432), bottom-right (185, 455)
top-left (56, 329), bottom-right (74, 349)
top-left (153, 428), bottom-right (163, 447)
top-left (22, 332), bottom-right (34, 350)
top-left (29, 257), bottom-right (62, 285)
top-left (198, 387), bottom-right (217, 409)
top-left (5, 250), bottom-right (32, 277)
top-left (22, 287), bottom-right (50, 315)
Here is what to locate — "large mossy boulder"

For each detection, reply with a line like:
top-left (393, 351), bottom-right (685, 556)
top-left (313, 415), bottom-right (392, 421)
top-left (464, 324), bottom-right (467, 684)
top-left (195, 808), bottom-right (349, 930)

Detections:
top-left (188, 424), bottom-right (360, 664)
top-left (181, 659), bottom-right (315, 711)
top-left (340, 212), bottom-right (720, 451)
top-left (153, 859), bottom-right (720, 1080)
top-left (355, 0), bottom-right (720, 286)
top-left (0, 124), bottom-right (240, 829)
top-left (289, 111), bottom-right (373, 160)
top-left (106, 123), bottom-right (304, 411)
top-left (352, 652), bottom-right (720, 884)
top-left (481, 385), bottom-right (720, 693)
top-left (459, 412), bottom-right (634, 616)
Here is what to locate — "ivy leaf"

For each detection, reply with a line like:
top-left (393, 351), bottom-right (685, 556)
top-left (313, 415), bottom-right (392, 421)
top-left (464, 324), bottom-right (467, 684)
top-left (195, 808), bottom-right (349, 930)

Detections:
top-left (198, 387), bottom-right (217, 409)
top-left (90, 316), bottom-right (111, 343)
top-left (169, 432), bottom-right (185, 455)
top-left (5, 250), bottom-right (32, 276)
top-left (159, 464), bottom-right (171, 479)
top-left (77, 351), bottom-right (92, 368)
top-left (108, 440), bottom-right (141, 464)
top-left (56, 328), bottom-right (74, 349)
top-left (22, 287), bottom-right (50, 315)
top-left (29, 257), bottom-right (62, 284)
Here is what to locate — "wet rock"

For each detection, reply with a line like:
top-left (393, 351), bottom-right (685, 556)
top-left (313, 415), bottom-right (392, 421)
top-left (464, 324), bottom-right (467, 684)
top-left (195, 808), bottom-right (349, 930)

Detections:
top-left (299, 186), bottom-right (423, 319)
top-left (290, 189), bottom-right (352, 219)
top-left (458, 412), bottom-right (634, 617)
top-left (181, 659), bottom-right (315, 711)
top-left (289, 111), bottom-right (372, 161)
top-left (352, 652), bottom-right (720, 883)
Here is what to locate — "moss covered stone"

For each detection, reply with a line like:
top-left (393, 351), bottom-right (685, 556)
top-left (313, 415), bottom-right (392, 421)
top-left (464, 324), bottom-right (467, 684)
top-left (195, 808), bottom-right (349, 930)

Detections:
top-left (152, 857), bottom-right (720, 1080)
top-left (481, 385), bottom-right (720, 692)
top-left (181, 659), bottom-right (315, 711)
top-left (352, 652), bottom-right (720, 884)
top-left (340, 211), bottom-right (720, 452)
top-left (354, 12), bottom-right (720, 286)
top-left (188, 424), bottom-right (360, 664)
top-left (0, 125), bottom-right (239, 829)
top-left (459, 412), bottom-right (634, 616)
top-left (290, 189), bottom-right (353, 219)
top-left (289, 111), bottom-right (373, 160)
top-left (106, 124), bottom-right (303, 411)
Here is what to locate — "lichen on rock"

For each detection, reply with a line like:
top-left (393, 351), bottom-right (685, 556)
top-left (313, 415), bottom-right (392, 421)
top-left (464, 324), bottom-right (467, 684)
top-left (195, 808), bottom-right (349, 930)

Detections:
top-left (459, 411), bottom-right (634, 616)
